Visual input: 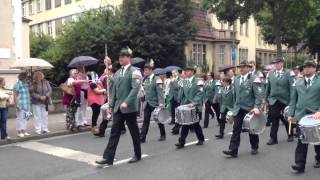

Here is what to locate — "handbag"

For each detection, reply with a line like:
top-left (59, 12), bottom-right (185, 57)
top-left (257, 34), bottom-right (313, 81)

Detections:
top-left (59, 83), bottom-right (75, 95)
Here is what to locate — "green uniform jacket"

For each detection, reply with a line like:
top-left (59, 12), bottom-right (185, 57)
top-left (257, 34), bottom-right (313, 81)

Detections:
top-left (143, 74), bottom-right (164, 108)
top-left (288, 76), bottom-right (320, 121)
top-left (220, 85), bottom-right (235, 113)
top-left (178, 77), bottom-right (203, 111)
top-left (203, 80), bottom-right (216, 104)
top-left (168, 77), bottom-right (181, 102)
top-left (232, 74), bottom-right (264, 115)
top-left (266, 69), bottom-right (293, 106)
top-left (109, 65), bottom-right (141, 113)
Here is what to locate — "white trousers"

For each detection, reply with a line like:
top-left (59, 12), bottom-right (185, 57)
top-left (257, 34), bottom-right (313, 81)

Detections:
top-left (77, 91), bottom-right (88, 126)
top-left (16, 109), bottom-right (27, 131)
top-left (32, 104), bottom-right (49, 133)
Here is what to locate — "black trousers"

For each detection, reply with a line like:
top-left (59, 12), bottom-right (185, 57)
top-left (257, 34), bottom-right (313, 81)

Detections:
top-left (229, 109), bottom-right (259, 153)
top-left (269, 101), bottom-right (292, 141)
top-left (103, 111), bottom-right (141, 162)
top-left (219, 111), bottom-right (227, 135)
top-left (295, 127), bottom-right (320, 167)
top-left (91, 103), bottom-right (101, 127)
top-left (178, 122), bottom-right (205, 145)
top-left (140, 103), bottom-right (166, 140)
top-left (170, 99), bottom-right (179, 124)
top-left (204, 101), bottom-right (221, 128)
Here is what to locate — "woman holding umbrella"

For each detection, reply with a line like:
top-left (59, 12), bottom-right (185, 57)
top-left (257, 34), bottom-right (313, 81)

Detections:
top-left (76, 64), bottom-right (90, 127)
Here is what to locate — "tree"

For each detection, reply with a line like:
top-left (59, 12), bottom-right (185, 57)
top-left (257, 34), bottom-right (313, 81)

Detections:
top-left (121, 0), bottom-right (196, 67)
top-left (30, 33), bottom-right (54, 58)
top-left (202, 0), bottom-right (316, 57)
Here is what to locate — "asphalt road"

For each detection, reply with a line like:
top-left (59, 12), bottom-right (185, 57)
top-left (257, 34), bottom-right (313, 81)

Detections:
top-left (0, 120), bottom-right (319, 180)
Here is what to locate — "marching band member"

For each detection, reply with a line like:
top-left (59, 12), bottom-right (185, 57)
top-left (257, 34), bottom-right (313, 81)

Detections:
top-left (175, 66), bottom-right (205, 149)
top-left (96, 47), bottom-right (142, 166)
top-left (265, 57), bottom-right (294, 145)
top-left (203, 72), bottom-right (219, 128)
top-left (289, 60), bottom-right (320, 173)
top-left (170, 70), bottom-right (183, 135)
top-left (140, 60), bottom-right (166, 143)
top-left (223, 61), bottom-right (264, 157)
top-left (216, 76), bottom-right (234, 139)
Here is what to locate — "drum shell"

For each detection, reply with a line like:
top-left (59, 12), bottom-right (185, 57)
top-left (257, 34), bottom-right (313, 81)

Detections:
top-left (151, 107), bottom-right (171, 124)
top-left (243, 112), bottom-right (266, 135)
top-left (175, 105), bottom-right (199, 125)
top-left (298, 115), bottom-right (320, 145)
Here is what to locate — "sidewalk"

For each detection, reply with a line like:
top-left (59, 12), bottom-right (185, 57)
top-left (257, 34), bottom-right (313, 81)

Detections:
top-left (1, 109), bottom-right (144, 146)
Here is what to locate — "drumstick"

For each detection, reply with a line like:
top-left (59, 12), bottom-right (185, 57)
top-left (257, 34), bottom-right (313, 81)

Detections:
top-left (288, 121), bottom-right (292, 136)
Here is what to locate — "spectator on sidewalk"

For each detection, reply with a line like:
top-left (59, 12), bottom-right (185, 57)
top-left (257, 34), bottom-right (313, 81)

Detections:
top-left (87, 71), bottom-right (106, 134)
top-left (63, 69), bottom-right (87, 132)
top-left (13, 72), bottom-right (31, 138)
top-left (30, 71), bottom-right (52, 135)
top-left (76, 64), bottom-right (90, 127)
top-left (0, 78), bottom-right (10, 140)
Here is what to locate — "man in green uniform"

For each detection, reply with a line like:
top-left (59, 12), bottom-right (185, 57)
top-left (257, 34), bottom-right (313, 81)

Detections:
top-left (140, 60), bottom-right (166, 143)
top-left (96, 47), bottom-right (142, 166)
top-left (288, 60), bottom-right (320, 173)
top-left (266, 57), bottom-right (294, 145)
top-left (223, 61), bottom-right (264, 157)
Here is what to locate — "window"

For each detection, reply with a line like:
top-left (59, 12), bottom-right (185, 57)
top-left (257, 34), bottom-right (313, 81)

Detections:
top-left (22, 3), bottom-right (26, 17)
top-left (47, 21), bottom-right (53, 35)
top-left (218, 45), bottom-right (225, 65)
top-left (55, 18), bottom-right (63, 35)
top-left (64, 15), bottom-right (73, 23)
top-left (55, 0), bottom-right (61, 7)
top-left (192, 43), bottom-right (206, 66)
top-left (240, 23), bottom-right (244, 36)
top-left (29, 1), bottom-right (34, 15)
top-left (45, 0), bottom-right (52, 10)
top-left (239, 48), bottom-right (248, 61)
top-left (37, 0), bottom-right (42, 13)
top-left (65, 0), bottom-right (72, 4)
top-left (245, 21), bottom-right (249, 36)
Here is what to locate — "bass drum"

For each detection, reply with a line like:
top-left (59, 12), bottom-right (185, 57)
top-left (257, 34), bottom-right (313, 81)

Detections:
top-left (243, 111), bottom-right (267, 135)
top-left (298, 115), bottom-right (320, 145)
top-left (151, 107), bottom-right (171, 124)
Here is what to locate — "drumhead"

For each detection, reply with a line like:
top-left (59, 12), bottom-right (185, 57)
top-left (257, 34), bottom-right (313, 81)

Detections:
top-left (299, 115), bottom-right (320, 126)
top-left (177, 105), bottom-right (196, 111)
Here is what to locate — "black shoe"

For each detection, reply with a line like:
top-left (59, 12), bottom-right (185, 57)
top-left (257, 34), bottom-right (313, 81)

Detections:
top-left (287, 136), bottom-right (294, 142)
top-left (121, 130), bottom-right (126, 135)
top-left (266, 139), bottom-right (278, 145)
top-left (171, 131), bottom-right (179, 135)
top-left (128, 156), bottom-right (141, 164)
top-left (196, 141), bottom-right (204, 145)
top-left (241, 129), bottom-right (249, 133)
top-left (291, 164), bottom-right (305, 173)
top-left (93, 133), bottom-right (105, 138)
top-left (175, 142), bottom-right (185, 149)
top-left (251, 149), bottom-right (258, 155)
top-left (314, 160), bottom-right (320, 168)
top-left (158, 136), bottom-right (166, 141)
top-left (215, 134), bottom-right (224, 139)
top-left (95, 159), bottom-right (113, 166)
top-left (222, 150), bottom-right (238, 158)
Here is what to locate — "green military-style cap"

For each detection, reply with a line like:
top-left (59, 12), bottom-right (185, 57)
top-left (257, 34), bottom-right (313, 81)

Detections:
top-left (237, 61), bottom-right (252, 68)
top-left (119, 47), bottom-right (133, 57)
top-left (144, 59), bottom-right (155, 69)
top-left (218, 65), bottom-right (235, 72)
top-left (271, 56), bottom-right (285, 64)
top-left (303, 60), bottom-right (317, 68)
top-left (184, 65), bottom-right (196, 71)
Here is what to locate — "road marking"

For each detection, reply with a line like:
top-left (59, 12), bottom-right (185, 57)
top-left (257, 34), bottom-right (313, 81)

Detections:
top-left (16, 141), bottom-right (101, 166)
top-left (185, 139), bottom-right (209, 147)
top-left (100, 154), bottom-right (149, 168)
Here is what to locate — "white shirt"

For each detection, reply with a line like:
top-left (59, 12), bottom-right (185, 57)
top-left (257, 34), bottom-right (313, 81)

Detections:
top-left (149, 73), bottom-right (155, 81)
top-left (305, 74), bottom-right (315, 87)
top-left (188, 76), bottom-right (194, 84)
top-left (121, 64), bottom-right (131, 75)
top-left (240, 73), bottom-right (249, 84)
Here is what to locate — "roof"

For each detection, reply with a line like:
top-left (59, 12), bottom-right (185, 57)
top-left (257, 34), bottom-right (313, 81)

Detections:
top-left (192, 9), bottom-right (216, 42)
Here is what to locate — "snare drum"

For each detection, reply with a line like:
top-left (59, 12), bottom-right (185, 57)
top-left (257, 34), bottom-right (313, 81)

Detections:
top-left (101, 103), bottom-right (112, 121)
top-left (226, 111), bottom-right (234, 124)
top-left (175, 105), bottom-right (199, 125)
top-left (298, 115), bottom-right (320, 145)
top-left (243, 111), bottom-right (267, 135)
top-left (151, 107), bottom-right (171, 124)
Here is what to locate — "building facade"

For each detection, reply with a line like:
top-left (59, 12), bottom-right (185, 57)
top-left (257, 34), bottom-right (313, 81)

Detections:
top-left (22, 0), bottom-right (280, 74)
top-left (0, 0), bottom-right (30, 89)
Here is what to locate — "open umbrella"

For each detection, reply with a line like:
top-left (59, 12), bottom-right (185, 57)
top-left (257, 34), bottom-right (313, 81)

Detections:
top-left (131, 57), bottom-right (145, 65)
top-left (68, 56), bottom-right (98, 68)
top-left (163, 66), bottom-right (181, 73)
top-left (154, 68), bottom-right (165, 75)
top-left (10, 58), bottom-right (54, 71)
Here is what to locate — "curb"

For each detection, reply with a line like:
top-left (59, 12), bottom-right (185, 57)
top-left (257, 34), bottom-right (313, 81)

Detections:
top-left (0, 118), bottom-right (144, 146)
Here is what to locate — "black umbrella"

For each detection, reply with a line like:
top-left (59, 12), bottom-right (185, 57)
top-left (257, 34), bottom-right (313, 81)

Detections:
top-left (68, 56), bottom-right (98, 68)
top-left (154, 68), bottom-right (165, 75)
top-left (131, 57), bottom-right (145, 65)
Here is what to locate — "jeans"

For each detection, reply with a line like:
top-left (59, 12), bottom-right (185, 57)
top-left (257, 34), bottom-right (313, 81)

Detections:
top-left (0, 108), bottom-right (8, 139)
